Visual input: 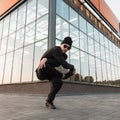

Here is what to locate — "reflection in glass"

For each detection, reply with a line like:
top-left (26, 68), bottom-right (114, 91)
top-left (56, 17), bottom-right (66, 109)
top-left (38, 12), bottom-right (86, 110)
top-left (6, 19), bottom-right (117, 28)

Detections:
top-left (88, 37), bottom-right (94, 56)
top-left (100, 45), bottom-right (105, 61)
top-left (0, 20), bottom-right (3, 39)
top-left (70, 25), bottom-right (79, 48)
top-left (79, 16), bottom-right (86, 33)
top-left (3, 52), bottom-right (13, 84)
top-left (0, 37), bottom-right (7, 55)
top-left (87, 22), bottom-right (94, 38)
top-left (56, 0), bottom-right (68, 20)
top-left (70, 8), bottom-right (78, 27)
top-left (99, 33), bottom-right (105, 46)
top-left (81, 51), bottom-right (89, 78)
top-left (26, 0), bottom-right (36, 25)
top-left (2, 16), bottom-right (10, 38)
top-left (80, 32), bottom-right (88, 52)
top-left (89, 55), bottom-right (96, 81)
top-left (102, 61), bottom-right (107, 82)
top-left (94, 28), bottom-right (99, 42)
top-left (17, 3), bottom-right (26, 29)
top-left (70, 48), bottom-right (80, 74)
top-left (96, 58), bottom-right (102, 82)
top-left (107, 63), bottom-right (112, 81)
top-left (95, 41), bottom-right (100, 58)
top-left (37, 0), bottom-right (48, 18)
top-left (56, 16), bottom-right (69, 40)
top-left (33, 40), bottom-right (47, 81)
top-left (12, 49), bottom-right (23, 83)
top-left (36, 15), bottom-right (48, 41)
top-left (7, 33), bottom-right (15, 52)
top-left (22, 44), bottom-right (34, 82)
top-left (0, 55), bottom-right (5, 84)
top-left (15, 28), bottom-right (24, 49)
top-left (25, 22), bottom-right (35, 45)
top-left (9, 10), bottom-right (17, 34)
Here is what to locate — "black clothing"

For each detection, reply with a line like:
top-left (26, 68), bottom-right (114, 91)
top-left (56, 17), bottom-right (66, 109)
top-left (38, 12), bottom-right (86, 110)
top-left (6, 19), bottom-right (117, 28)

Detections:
top-left (41, 46), bottom-right (74, 70)
top-left (36, 46), bottom-right (74, 103)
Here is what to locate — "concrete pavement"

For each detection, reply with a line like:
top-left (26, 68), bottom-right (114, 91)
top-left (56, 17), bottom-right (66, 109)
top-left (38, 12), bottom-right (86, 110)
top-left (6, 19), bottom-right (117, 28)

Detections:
top-left (0, 93), bottom-right (120, 120)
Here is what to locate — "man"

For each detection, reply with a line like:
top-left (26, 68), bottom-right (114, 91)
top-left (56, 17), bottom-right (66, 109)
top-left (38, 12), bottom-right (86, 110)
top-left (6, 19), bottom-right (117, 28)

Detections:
top-left (36, 37), bottom-right (76, 109)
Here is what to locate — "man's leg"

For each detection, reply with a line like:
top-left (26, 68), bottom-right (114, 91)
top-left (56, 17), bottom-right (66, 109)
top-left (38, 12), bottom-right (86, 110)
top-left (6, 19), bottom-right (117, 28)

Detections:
top-left (46, 77), bottom-right (63, 109)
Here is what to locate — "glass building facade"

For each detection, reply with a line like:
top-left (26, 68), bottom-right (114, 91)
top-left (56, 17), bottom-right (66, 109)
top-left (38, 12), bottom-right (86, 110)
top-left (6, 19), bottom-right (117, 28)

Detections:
top-left (0, 0), bottom-right (120, 86)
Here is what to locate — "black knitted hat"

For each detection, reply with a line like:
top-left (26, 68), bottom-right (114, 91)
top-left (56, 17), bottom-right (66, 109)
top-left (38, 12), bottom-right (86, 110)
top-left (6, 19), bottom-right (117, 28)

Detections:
top-left (61, 37), bottom-right (73, 47)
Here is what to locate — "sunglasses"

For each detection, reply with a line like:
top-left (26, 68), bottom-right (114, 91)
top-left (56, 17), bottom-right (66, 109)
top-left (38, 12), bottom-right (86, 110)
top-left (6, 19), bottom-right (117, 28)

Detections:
top-left (63, 45), bottom-right (71, 50)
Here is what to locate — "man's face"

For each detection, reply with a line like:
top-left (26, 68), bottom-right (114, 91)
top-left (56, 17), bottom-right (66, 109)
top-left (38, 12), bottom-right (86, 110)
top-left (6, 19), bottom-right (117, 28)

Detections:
top-left (60, 44), bottom-right (71, 53)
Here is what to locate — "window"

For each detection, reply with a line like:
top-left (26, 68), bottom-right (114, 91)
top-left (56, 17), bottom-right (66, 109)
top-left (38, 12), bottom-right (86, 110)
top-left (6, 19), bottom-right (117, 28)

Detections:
top-left (12, 49), bottom-right (23, 83)
top-left (70, 25), bottom-right (79, 48)
top-left (33, 40), bottom-right (47, 81)
top-left (56, 16), bottom-right (69, 40)
top-left (3, 53), bottom-right (13, 84)
top-left (37, 0), bottom-right (48, 19)
top-left (36, 15), bottom-right (48, 41)
top-left (21, 44), bottom-right (34, 82)
top-left (79, 16), bottom-right (86, 33)
top-left (26, 0), bottom-right (36, 25)
top-left (70, 8), bottom-right (78, 27)
top-left (56, 0), bottom-right (69, 20)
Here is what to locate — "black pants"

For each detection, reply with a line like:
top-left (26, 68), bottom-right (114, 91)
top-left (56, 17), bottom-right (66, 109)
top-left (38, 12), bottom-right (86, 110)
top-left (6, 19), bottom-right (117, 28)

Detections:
top-left (38, 64), bottom-right (63, 103)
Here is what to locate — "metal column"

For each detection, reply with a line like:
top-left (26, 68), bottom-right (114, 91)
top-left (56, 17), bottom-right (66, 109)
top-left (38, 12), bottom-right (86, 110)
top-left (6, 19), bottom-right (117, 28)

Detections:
top-left (48, 0), bottom-right (56, 48)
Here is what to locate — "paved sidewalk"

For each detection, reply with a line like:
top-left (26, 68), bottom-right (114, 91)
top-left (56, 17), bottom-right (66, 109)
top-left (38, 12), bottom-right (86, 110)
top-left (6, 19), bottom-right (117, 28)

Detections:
top-left (0, 93), bottom-right (120, 120)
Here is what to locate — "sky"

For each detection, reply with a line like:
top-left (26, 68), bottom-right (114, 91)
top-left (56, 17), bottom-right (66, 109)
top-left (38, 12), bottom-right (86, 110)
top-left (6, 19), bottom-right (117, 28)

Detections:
top-left (104, 0), bottom-right (120, 21)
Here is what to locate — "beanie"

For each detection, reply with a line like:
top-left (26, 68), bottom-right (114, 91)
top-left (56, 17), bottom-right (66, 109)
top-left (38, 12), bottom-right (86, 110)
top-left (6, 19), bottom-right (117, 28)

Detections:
top-left (61, 37), bottom-right (73, 47)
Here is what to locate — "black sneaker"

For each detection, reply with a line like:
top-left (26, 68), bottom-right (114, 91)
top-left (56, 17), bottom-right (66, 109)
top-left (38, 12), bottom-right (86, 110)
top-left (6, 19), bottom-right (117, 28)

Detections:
top-left (46, 102), bottom-right (56, 109)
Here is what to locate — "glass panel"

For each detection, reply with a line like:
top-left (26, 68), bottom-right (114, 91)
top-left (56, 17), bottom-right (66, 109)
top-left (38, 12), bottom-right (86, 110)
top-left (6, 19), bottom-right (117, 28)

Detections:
top-left (37, 0), bottom-right (48, 19)
top-left (36, 15), bottom-right (48, 41)
top-left (88, 37), bottom-right (94, 56)
top-left (12, 49), bottom-right (23, 83)
top-left (0, 20), bottom-right (3, 39)
top-left (89, 55), bottom-right (96, 82)
top-left (100, 45), bottom-right (105, 61)
top-left (102, 61), bottom-right (107, 83)
top-left (17, 3), bottom-right (26, 29)
top-left (7, 33), bottom-right (15, 52)
top-left (99, 33), bottom-right (105, 46)
top-left (56, 16), bottom-right (69, 40)
top-left (2, 16), bottom-right (10, 38)
top-left (0, 37), bottom-right (7, 55)
top-left (94, 28), bottom-right (99, 43)
top-left (70, 8), bottom-right (78, 27)
top-left (104, 37), bottom-right (109, 49)
top-left (79, 16), bottom-right (86, 33)
top-left (3, 52), bottom-right (13, 84)
top-left (95, 41), bottom-right (100, 58)
top-left (111, 65), bottom-right (115, 81)
top-left (87, 22), bottom-right (93, 38)
top-left (21, 44), bottom-right (34, 82)
top-left (15, 28), bottom-right (24, 49)
top-left (56, 0), bottom-right (69, 20)
top-left (70, 25), bottom-right (79, 48)
top-left (81, 51), bottom-right (89, 79)
top-left (96, 58), bottom-right (102, 82)
top-left (107, 63), bottom-right (112, 82)
top-left (26, 0), bottom-right (36, 25)
top-left (70, 48), bottom-right (80, 74)
top-left (105, 49), bottom-right (110, 63)
top-left (0, 55), bottom-right (5, 84)
top-left (33, 40), bottom-right (47, 81)
top-left (9, 10), bottom-right (17, 34)
top-left (25, 22), bottom-right (35, 45)
top-left (80, 32), bottom-right (88, 52)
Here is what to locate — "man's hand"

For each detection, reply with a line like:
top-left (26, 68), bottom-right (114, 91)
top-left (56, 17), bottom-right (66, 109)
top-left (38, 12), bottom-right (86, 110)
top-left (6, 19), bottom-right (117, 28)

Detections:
top-left (38, 58), bottom-right (47, 69)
